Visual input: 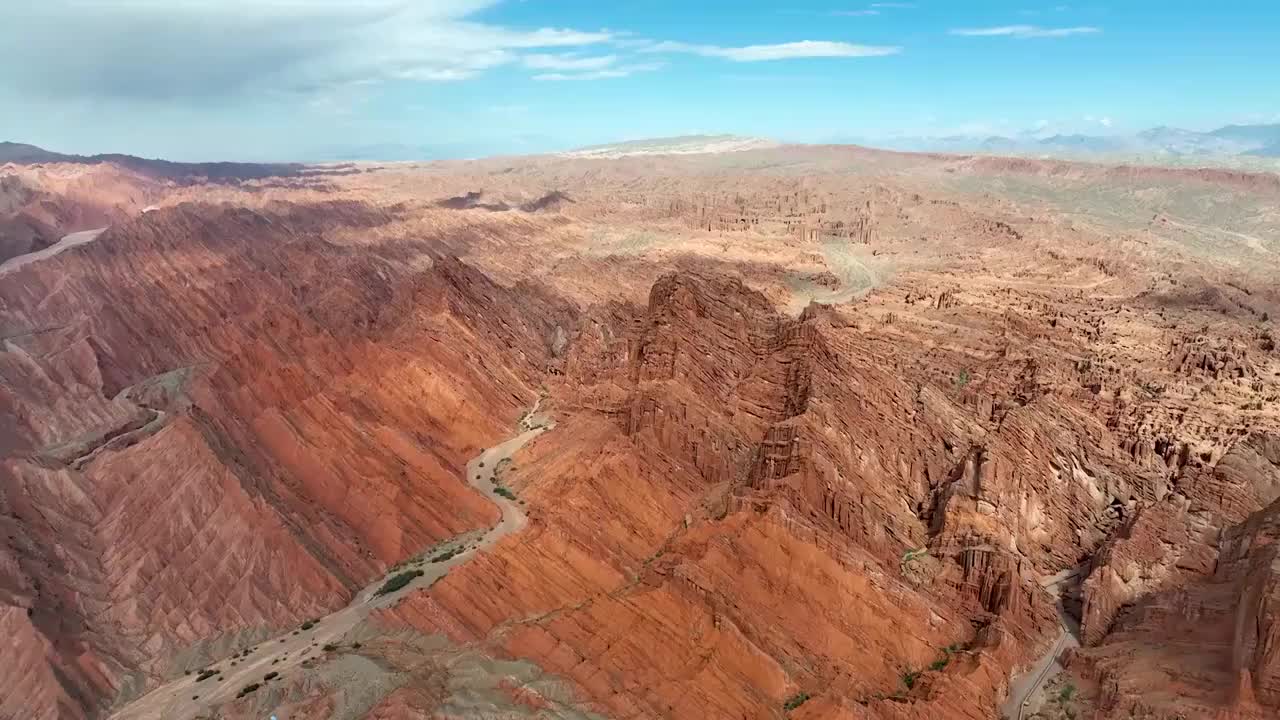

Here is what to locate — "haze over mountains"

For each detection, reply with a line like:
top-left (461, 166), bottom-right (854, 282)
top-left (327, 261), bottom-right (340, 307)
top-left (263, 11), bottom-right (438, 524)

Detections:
top-left (12, 121), bottom-right (1280, 168)
top-left (872, 123), bottom-right (1280, 161)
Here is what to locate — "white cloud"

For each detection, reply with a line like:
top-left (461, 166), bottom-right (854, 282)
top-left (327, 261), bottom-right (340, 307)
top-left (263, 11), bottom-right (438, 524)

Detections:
top-left (0, 1), bottom-right (613, 100)
top-left (643, 39), bottom-right (901, 61)
top-left (949, 25), bottom-right (1100, 38)
top-left (523, 53), bottom-right (618, 71)
top-left (1, 0), bottom-right (906, 102)
top-left (532, 62), bottom-right (664, 81)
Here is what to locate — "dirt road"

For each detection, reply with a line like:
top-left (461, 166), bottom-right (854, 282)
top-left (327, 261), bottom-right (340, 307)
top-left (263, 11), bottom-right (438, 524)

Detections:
top-left (787, 237), bottom-right (884, 313)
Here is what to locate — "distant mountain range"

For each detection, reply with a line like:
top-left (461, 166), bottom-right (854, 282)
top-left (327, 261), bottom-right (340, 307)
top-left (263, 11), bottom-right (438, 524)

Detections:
top-left (560, 135), bottom-right (780, 159)
top-left (0, 141), bottom-right (312, 181)
top-left (873, 124), bottom-right (1280, 160)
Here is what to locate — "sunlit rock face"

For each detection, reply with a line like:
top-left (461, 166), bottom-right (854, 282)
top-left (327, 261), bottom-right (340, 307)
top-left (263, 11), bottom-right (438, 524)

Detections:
top-left (2, 145), bottom-right (1279, 719)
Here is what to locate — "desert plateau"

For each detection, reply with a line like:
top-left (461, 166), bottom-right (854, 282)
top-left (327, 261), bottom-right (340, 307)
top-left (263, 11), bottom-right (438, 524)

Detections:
top-left (2, 134), bottom-right (1279, 720)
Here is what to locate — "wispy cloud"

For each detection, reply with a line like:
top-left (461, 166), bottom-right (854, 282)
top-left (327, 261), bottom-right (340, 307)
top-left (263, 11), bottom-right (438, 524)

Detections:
top-left (1, 0), bottom-right (902, 100)
top-left (0, 1), bottom-right (615, 100)
top-left (522, 53), bottom-right (618, 71)
top-left (833, 3), bottom-right (915, 16)
top-left (533, 62), bottom-right (664, 81)
top-left (949, 25), bottom-right (1100, 38)
top-left (643, 39), bottom-right (901, 61)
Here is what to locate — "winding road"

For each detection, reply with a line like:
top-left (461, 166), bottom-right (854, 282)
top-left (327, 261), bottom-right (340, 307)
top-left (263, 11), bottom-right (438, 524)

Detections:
top-left (999, 569), bottom-right (1083, 720)
top-left (787, 238), bottom-right (883, 313)
top-left (111, 409), bottom-right (552, 720)
top-left (0, 226), bottom-right (107, 277)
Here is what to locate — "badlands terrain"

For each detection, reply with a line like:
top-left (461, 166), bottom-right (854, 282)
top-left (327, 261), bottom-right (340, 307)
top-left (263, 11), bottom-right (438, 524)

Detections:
top-left (2, 140), bottom-right (1279, 720)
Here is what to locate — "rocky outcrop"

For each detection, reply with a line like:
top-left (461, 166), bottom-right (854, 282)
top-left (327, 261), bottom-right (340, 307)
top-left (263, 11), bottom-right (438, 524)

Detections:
top-left (7, 145), bottom-right (1280, 720)
top-left (1078, 493), bottom-right (1213, 645)
top-left (1071, 433), bottom-right (1280, 717)
top-left (1170, 337), bottom-right (1256, 379)
top-left (0, 201), bottom-right (577, 719)
top-left (0, 163), bottom-right (162, 264)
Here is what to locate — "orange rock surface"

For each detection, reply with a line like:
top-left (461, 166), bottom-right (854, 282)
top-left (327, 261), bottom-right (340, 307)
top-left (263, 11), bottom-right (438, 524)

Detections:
top-left (1, 146), bottom-right (1278, 719)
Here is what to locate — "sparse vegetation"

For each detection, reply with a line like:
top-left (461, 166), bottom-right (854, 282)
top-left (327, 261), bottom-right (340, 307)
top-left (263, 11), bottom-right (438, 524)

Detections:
top-left (375, 569), bottom-right (424, 596)
top-left (351, 642), bottom-right (362, 649)
top-left (300, 619), bottom-right (317, 631)
top-left (900, 547), bottom-right (928, 569)
top-left (783, 692), bottom-right (811, 711)
top-left (322, 643), bottom-right (339, 652)
top-left (1059, 683), bottom-right (1077, 702)
top-left (956, 369), bottom-right (971, 388)
top-left (928, 643), bottom-right (962, 671)
top-left (264, 671), bottom-right (278, 681)
top-left (431, 547), bottom-right (461, 563)
top-left (235, 683), bottom-right (261, 699)
top-left (494, 486), bottom-right (517, 500)
top-left (901, 671), bottom-right (920, 690)
top-left (195, 669), bottom-right (218, 682)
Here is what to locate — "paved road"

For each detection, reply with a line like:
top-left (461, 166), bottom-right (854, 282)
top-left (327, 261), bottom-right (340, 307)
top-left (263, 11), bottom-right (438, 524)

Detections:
top-left (0, 227), bottom-right (107, 276)
top-left (111, 414), bottom-right (551, 720)
top-left (999, 569), bottom-right (1083, 720)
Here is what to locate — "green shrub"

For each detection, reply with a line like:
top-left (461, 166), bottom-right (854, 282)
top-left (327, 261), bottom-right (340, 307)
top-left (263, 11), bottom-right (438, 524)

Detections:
top-left (494, 486), bottom-right (517, 500)
top-left (902, 671), bottom-right (920, 690)
top-left (929, 657), bottom-right (949, 671)
top-left (956, 369), bottom-right (971, 388)
top-left (1059, 683), bottom-right (1077, 702)
top-left (783, 692), bottom-right (811, 711)
top-left (375, 569), bottom-right (424, 596)
top-left (431, 547), bottom-right (461, 563)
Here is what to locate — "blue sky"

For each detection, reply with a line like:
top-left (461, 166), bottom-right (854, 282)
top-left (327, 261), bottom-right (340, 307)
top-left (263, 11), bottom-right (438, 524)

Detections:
top-left (1, 1), bottom-right (1277, 161)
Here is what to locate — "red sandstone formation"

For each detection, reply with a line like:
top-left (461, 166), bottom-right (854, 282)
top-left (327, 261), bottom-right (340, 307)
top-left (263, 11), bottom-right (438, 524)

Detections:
top-left (0, 163), bottom-right (161, 263)
top-left (0, 146), bottom-right (1277, 719)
